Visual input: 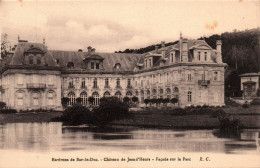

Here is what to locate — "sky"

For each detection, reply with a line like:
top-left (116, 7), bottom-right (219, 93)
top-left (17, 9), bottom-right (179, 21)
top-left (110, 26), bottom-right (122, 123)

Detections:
top-left (0, 0), bottom-right (260, 52)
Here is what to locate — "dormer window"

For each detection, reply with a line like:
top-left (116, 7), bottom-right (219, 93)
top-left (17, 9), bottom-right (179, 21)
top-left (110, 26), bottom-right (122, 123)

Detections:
top-left (29, 56), bottom-right (34, 64)
top-left (84, 54), bottom-right (104, 70)
top-left (37, 57), bottom-right (41, 65)
top-left (91, 62), bottom-right (94, 69)
top-left (198, 52), bottom-right (201, 61)
top-left (204, 52), bottom-right (207, 61)
top-left (67, 62), bottom-right (74, 68)
top-left (96, 63), bottom-right (99, 69)
top-left (114, 63), bottom-right (121, 70)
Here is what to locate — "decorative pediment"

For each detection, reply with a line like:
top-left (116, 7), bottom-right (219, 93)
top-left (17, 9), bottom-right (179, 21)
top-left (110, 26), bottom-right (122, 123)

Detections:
top-left (190, 44), bottom-right (212, 50)
top-left (24, 47), bottom-right (46, 54)
top-left (84, 54), bottom-right (104, 62)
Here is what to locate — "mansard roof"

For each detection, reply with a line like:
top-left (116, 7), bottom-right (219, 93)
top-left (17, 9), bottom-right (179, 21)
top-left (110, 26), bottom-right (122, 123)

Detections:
top-left (50, 50), bottom-right (142, 72)
top-left (8, 42), bottom-right (58, 67)
top-left (137, 39), bottom-right (217, 67)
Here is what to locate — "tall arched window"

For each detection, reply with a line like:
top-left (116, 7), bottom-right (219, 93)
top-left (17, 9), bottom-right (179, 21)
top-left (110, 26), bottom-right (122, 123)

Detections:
top-left (105, 78), bottom-right (109, 88)
top-left (93, 78), bottom-right (98, 88)
top-left (147, 90), bottom-right (150, 99)
top-left (173, 87), bottom-right (179, 98)
top-left (115, 91), bottom-right (122, 100)
top-left (135, 90), bottom-right (139, 96)
top-left (152, 89), bottom-right (157, 99)
top-left (140, 90), bottom-right (144, 103)
top-left (116, 78), bottom-right (120, 88)
top-left (68, 92), bottom-right (75, 106)
top-left (166, 88), bottom-right (171, 99)
top-left (103, 91), bottom-right (110, 97)
top-left (47, 92), bottom-right (55, 106)
top-left (80, 92), bottom-right (87, 106)
top-left (187, 91), bottom-right (192, 103)
top-left (92, 92), bottom-right (99, 106)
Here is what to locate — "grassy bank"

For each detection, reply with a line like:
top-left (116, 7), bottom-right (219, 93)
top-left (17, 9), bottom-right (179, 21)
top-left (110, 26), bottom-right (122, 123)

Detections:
top-left (0, 106), bottom-right (259, 129)
top-left (0, 111), bottom-right (62, 123)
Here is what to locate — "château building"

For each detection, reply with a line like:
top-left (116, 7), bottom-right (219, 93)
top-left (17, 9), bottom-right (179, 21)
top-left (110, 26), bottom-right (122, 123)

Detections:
top-left (0, 35), bottom-right (227, 111)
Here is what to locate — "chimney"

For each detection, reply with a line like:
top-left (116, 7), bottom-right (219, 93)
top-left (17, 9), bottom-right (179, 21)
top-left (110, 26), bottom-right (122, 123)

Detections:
top-left (43, 38), bottom-right (45, 45)
top-left (161, 41), bottom-right (166, 58)
top-left (87, 46), bottom-right (92, 52)
top-left (91, 48), bottom-right (96, 52)
top-left (216, 40), bottom-right (222, 63)
top-left (181, 38), bottom-right (188, 62)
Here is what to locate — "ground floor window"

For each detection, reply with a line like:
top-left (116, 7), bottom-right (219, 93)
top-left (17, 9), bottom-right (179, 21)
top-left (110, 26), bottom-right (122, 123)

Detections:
top-left (187, 91), bottom-right (192, 102)
top-left (103, 91), bottom-right (110, 98)
top-left (115, 91), bottom-right (122, 100)
top-left (80, 92), bottom-right (87, 106)
top-left (92, 92), bottom-right (99, 106)
top-left (17, 91), bottom-right (24, 106)
top-left (68, 92), bottom-right (75, 106)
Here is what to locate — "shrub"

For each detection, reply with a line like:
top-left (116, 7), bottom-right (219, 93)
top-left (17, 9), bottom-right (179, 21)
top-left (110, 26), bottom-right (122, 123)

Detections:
top-left (76, 97), bottom-right (82, 104)
top-left (60, 104), bottom-right (93, 125)
top-left (144, 99), bottom-right (150, 106)
top-left (88, 96), bottom-right (95, 105)
top-left (242, 101), bottom-right (249, 108)
top-left (93, 97), bottom-right (129, 125)
top-left (162, 98), bottom-right (170, 104)
top-left (132, 96), bottom-right (139, 104)
top-left (170, 98), bottom-right (178, 104)
top-left (217, 112), bottom-right (241, 130)
top-left (251, 98), bottom-right (260, 105)
top-left (0, 109), bottom-right (17, 114)
top-left (61, 97), bottom-right (69, 108)
top-left (0, 102), bottom-right (6, 109)
top-left (211, 109), bottom-right (226, 118)
top-left (123, 97), bottom-right (130, 103)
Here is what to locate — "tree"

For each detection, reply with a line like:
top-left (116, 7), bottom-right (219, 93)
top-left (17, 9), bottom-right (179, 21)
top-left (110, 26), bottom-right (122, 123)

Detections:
top-left (144, 99), bottom-right (150, 107)
top-left (1, 33), bottom-right (9, 60)
top-left (88, 96), bottom-right (95, 105)
top-left (0, 102), bottom-right (6, 109)
top-left (171, 98), bottom-right (178, 106)
top-left (92, 97), bottom-right (129, 126)
top-left (150, 98), bottom-right (157, 106)
top-left (132, 96), bottom-right (138, 104)
top-left (76, 97), bottom-right (82, 104)
top-left (162, 98), bottom-right (170, 105)
top-left (61, 97), bottom-right (69, 108)
top-left (123, 97), bottom-right (130, 104)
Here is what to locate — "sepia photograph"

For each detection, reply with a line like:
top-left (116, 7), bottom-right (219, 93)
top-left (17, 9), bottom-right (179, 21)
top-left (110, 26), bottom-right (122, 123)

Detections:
top-left (0, 0), bottom-right (260, 167)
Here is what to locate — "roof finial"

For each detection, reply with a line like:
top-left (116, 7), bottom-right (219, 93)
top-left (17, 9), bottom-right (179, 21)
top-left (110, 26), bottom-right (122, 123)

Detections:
top-left (43, 37), bottom-right (45, 45)
top-left (180, 32), bottom-right (183, 39)
top-left (18, 35), bottom-right (20, 42)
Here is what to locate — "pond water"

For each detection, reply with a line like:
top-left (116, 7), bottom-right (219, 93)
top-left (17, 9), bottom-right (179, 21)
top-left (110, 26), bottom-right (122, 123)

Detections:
top-left (0, 122), bottom-right (259, 168)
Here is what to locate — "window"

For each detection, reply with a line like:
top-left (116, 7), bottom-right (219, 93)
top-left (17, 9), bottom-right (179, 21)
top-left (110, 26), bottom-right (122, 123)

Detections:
top-left (202, 73), bottom-right (206, 81)
top-left (80, 92), bottom-right (87, 106)
top-left (93, 78), bottom-right (98, 88)
top-left (198, 52), bottom-right (201, 61)
top-left (145, 59), bottom-right (147, 68)
top-left (17, 91), bottom-right (24, 106)
top-left (149, 59), bottom-right (152, 67)
top-left (37, 57), bottom-right (41, 65)
top-left (140, 90), bottom-right (144, 103)
top-left (127, 79), bottom-right (131, 87)
top-left (92, 92), bottom-right (100, 106)
top-left (115, 91), bottom-right (122, 100)
top-left (135, 90), bottom-right (139, 96)
top-left (68, 78), bottom-right (74, 89)
top-left (147, 90), bottom-right (150, 99)
top-left (81, 78), bottom-right (86, 88)
top-left (188, 73), bottom-right (192, 81)
top-left (126, 91), bottom-right (132, 99)
top-left (116, 78), bottom-right (120, 88)
top-left (105, 78), bottom-right (109, 88)
top-left (67, 62), bottom-right (74, 68)
top-left (103, 91), bottom-right (110, 97)
top-left (68, 92), bottom-right (75, 106)
top-left (166, 88), bottom-right (171, 99)
top-left (204, 52), bottom-right (207, 61)
top-left (91, 62), bottom-right (95, 69)
top-left (29, 56), bottom-right (34, 64)
top-left (213, 72), bottom-right (218, 81)
top-left (152, 89), bottom-right (157, 98)
top-left (47, 92), bottom-right (55, 106)
top-left (96, 63), bottom-right (99, 69)
top-left (33, 92), bottom-right (39, 106)
top-left (187, 91), bottom-right (192, 102)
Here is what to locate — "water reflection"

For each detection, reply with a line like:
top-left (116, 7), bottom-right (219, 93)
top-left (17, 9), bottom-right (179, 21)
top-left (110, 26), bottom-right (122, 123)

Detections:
top-left (0, 122), bottom-right (259, 154)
